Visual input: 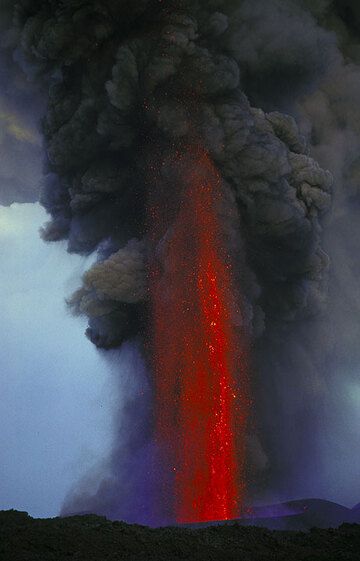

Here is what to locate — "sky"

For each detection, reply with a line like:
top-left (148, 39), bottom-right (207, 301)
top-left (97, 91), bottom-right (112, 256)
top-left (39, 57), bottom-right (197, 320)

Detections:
top-left (0, 202), bottom-right (113, 518)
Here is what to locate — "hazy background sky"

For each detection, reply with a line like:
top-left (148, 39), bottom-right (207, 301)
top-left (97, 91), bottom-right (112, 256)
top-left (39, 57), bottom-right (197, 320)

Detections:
top-left (0, 202), bottom-right (113, 518)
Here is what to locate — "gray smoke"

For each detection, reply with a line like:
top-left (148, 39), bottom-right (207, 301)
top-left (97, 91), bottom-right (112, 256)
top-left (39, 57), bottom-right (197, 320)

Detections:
top-left (3, 0), bottom-right (360, 518)
top-left (228, 0), bottom-right (360, 505)
top-left (12, 1), bottom-right (331, 342)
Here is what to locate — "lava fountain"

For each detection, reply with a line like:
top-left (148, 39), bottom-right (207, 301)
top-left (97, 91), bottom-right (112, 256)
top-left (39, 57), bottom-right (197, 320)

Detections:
top-left (149, 146), bottom-right (250, 524)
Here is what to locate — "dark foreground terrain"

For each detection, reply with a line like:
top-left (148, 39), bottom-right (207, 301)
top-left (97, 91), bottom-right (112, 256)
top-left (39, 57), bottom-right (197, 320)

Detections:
top-left (1, 509), bottom-right (360, 561)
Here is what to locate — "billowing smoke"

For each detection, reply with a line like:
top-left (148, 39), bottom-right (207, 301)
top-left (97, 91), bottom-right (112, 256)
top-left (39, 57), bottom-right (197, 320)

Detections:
top-left (4, 0), bottom-right (360, 519)
top-left (62, 341), bottom-right (156, 525)
top-left (224, 0), bottom-right (360, 504)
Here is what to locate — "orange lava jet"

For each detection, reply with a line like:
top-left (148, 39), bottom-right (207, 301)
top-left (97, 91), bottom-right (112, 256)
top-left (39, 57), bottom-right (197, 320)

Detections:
top-left (149, 147), bottom-right (249, 524)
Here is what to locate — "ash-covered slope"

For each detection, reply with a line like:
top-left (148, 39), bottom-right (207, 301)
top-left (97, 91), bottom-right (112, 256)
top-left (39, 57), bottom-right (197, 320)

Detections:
top-left (188, 498), bottom-right (360, 532)
top-left (0, 509), bottom-right (360, 561)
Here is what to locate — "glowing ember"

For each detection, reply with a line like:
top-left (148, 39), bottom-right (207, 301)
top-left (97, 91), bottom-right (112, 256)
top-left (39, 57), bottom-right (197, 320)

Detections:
top-left (149, 147), bottom-right (249, 523)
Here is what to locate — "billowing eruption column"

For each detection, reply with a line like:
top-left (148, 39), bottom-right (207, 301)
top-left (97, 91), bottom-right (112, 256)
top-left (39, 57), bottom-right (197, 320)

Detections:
top-left (9, 0), bottom-right (339, 522)
top-left (150, 147), bottom-right (249, 523)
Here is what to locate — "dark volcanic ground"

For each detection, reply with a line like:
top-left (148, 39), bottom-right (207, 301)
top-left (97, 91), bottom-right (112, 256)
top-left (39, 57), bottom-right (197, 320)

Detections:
top-left (1, 507), bottom-right (360, 561)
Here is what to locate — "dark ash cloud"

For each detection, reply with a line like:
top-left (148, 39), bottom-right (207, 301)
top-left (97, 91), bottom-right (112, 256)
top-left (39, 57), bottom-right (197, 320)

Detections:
top-left (4, 0), bottom-right (360, 517)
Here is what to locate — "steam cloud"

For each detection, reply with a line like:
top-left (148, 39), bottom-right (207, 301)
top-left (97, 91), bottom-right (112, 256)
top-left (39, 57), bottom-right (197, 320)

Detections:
top-left (3, 0), bottom-right (360, 517)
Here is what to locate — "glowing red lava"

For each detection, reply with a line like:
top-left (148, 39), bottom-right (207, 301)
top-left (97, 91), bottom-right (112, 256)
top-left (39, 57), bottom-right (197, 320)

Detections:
top-left (150, 147), bottom-right (249, 524)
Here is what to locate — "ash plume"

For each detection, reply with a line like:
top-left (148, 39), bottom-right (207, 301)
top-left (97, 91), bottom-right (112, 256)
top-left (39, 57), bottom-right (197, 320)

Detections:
top-left (4, 0), bottom-right (360, 517)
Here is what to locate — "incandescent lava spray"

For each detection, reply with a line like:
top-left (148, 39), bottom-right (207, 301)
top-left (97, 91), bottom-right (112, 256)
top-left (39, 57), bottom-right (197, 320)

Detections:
top-left (149, 146), bottom-right (250, 522)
